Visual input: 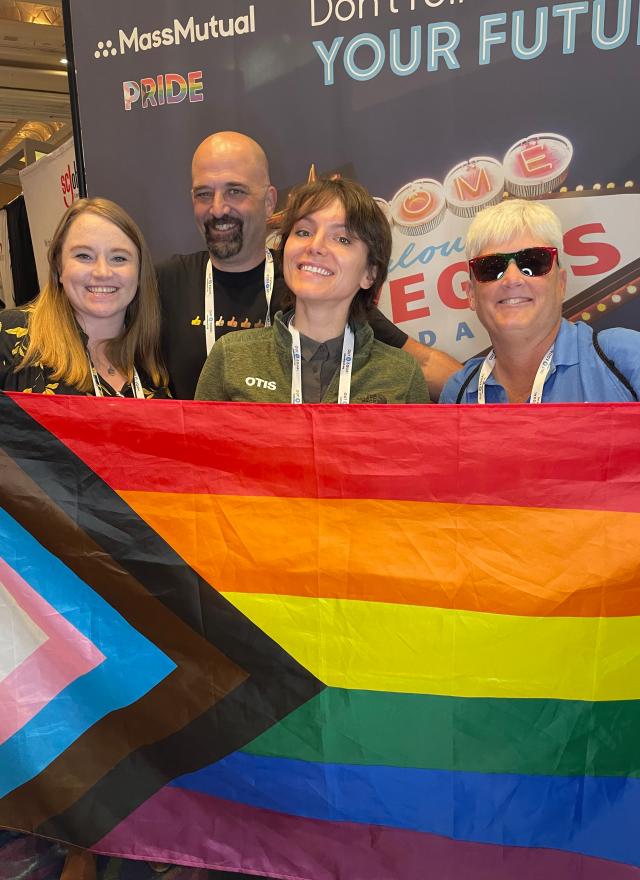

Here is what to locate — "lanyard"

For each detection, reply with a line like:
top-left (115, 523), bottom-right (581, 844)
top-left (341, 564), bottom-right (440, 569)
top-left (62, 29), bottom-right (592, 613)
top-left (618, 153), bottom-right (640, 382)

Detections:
top-left (204, 249), bottom-right (274, 355)
top-left (88, 358), bottom-right (145, 399)
top-left (288, 317), bottom-right (355, 404)
top-left (477, 345), bottom-right (554, 404)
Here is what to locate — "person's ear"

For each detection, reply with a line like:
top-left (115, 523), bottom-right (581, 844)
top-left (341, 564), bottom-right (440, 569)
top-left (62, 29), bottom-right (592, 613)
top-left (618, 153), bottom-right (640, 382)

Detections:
top-left (467, 271), bottom-right (477, 312)
top-left (557, 266), bottom-right (567, 301)
top-left (265, 185), bottom-right (277, 219)
top-left (360, 264), bottom-right (376, 291)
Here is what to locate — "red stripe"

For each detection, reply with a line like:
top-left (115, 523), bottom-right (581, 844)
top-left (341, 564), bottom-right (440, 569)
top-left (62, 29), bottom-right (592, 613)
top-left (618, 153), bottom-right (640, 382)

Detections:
top-left (11, 394), bottom-right (640, 511)
top-left (94, 786), bottom-right (639, 879)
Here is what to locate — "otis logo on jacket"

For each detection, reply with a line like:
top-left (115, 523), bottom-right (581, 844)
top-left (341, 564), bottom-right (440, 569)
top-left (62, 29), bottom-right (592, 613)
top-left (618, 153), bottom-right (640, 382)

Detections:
top-left (245, 377), bottom-right (276, 391)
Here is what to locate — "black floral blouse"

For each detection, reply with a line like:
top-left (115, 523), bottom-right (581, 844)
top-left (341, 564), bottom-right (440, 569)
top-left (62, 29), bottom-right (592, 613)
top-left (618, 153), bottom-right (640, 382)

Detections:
top-left (0, 308), bottom-right (170, 398)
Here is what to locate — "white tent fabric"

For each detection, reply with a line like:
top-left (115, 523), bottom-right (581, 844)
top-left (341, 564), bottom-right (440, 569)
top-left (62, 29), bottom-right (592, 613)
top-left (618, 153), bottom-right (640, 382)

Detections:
top-left (0, 208), bottom-right (14, 309)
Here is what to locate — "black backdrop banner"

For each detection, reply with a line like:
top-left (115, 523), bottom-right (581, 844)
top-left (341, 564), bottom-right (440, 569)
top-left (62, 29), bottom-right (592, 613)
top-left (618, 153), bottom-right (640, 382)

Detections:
top-left (64, 0), bottom-right (640, 357)
top-left (6, 195), bottom-right (39, 307)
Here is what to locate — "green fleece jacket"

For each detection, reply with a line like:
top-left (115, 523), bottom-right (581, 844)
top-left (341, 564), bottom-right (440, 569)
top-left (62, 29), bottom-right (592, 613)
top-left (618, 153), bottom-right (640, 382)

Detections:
top-left (195, 310), bottom-right (429, 404)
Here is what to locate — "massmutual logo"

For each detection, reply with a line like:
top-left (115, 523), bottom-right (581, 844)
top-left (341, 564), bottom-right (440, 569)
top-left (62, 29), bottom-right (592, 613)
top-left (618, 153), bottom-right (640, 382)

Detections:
top-left (93, 4), bottom-right (255, 61)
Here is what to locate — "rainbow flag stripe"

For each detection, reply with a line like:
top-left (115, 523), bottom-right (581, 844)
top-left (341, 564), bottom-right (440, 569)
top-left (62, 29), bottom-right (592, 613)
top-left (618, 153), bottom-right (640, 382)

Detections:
top-left (1, 391), bottom-right (639, 878)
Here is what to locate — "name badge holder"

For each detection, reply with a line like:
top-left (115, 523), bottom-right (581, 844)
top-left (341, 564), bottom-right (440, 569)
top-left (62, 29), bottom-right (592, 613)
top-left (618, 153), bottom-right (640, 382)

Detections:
top-left (204, 249), bottom-right (274, 355)
top-left (477, 345), bottom-right (554, 404)
top-left (288, 317), bottom-right (355, 404)
top-left (88, 357), bottom-right (145, 399)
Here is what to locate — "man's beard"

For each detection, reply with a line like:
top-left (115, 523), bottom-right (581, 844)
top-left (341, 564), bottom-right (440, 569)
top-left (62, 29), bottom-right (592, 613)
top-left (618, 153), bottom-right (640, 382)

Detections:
top-left (204, 216), bottom-right (244, 260)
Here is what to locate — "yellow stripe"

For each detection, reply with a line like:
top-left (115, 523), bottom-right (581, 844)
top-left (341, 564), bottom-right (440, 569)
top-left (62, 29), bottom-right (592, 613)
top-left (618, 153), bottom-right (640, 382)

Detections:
top-left (220, 592), bottom-right (640, 700)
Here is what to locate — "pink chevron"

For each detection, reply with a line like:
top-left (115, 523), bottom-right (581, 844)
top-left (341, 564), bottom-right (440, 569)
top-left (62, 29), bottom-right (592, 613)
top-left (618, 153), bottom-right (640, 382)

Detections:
top-left (0, 557), bottom-right (105, 744)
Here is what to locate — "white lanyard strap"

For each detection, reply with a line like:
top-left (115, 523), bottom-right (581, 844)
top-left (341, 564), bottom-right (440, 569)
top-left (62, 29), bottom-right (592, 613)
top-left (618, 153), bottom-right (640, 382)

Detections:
top-left (88, 359), bottom-right (145, 399)
top-left (288, 318), bottom-right (355, 404)
top-left (477, 345), bottom-right (554, 404)
top-left (204, 249), bottom-right (274, 355)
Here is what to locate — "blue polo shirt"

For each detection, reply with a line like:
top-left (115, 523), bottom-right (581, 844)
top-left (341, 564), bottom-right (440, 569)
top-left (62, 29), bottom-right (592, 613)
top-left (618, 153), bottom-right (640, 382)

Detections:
top-left (440, 319), bottom-right (640, 404)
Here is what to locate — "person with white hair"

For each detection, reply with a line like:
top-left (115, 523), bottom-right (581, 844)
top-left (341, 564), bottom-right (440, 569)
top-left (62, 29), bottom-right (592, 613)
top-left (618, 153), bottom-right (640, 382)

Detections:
top-left (440, 198), bottom-right (640, 404)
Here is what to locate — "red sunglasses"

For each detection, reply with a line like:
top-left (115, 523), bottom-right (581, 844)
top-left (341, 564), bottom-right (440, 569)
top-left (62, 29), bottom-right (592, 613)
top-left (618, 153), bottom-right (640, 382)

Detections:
top-left (469, 246), bottom-right (558, 283)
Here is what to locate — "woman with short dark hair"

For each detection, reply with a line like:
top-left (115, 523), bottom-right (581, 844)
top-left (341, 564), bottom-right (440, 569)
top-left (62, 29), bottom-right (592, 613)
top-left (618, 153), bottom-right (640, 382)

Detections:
top-left (196, 178), bottom-right (428, 404)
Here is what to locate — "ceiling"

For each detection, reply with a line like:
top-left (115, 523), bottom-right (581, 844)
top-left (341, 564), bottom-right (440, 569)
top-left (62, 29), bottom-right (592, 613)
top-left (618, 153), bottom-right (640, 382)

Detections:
top-left (0, 0), bottom-right (71, 193)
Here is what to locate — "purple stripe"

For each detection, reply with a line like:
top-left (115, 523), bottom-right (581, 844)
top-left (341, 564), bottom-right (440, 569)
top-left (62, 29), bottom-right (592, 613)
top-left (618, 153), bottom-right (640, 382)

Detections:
top-left (94, 786), bottom-right (640, 880)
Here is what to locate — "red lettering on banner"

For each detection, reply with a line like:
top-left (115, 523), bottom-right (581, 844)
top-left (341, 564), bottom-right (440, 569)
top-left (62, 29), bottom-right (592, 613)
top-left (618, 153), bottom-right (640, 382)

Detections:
top-left (563, 224), bottom-right (620, 277)
top-left (389, 274), bottom-right (430, 323)
top-left (518, 143), bottom-right (553, 177)
top-left (60, 164), bottom-right (75, 208)
top-left (437, 262), bottom-right (470, 309)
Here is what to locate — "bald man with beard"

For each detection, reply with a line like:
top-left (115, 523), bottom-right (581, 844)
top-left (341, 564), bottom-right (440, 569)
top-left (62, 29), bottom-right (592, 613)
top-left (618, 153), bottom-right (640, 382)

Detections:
top-left (157, 131), bottom-right (461, 400)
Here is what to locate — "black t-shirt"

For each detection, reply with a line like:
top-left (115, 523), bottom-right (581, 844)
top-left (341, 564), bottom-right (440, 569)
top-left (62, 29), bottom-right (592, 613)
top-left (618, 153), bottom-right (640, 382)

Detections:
top-left (156, 250), bottom-right (408, 399)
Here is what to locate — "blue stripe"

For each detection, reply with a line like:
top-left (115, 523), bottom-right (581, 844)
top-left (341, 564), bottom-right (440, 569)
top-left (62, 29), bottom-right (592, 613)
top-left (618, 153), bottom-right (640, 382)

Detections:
top-left (173, 752), bottom-right (640, 867)
top-left (0, 508), bottom-right (175, 795)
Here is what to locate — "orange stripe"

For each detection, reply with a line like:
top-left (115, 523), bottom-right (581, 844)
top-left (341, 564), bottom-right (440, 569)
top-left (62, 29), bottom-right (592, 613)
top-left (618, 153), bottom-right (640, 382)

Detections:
top-left (120, 491), bottom-right (640, 617)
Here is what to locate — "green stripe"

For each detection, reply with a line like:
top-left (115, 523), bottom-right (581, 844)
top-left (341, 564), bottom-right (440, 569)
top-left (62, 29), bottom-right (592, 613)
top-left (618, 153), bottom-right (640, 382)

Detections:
top-left (242, 688), bottom-right (640, 777)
